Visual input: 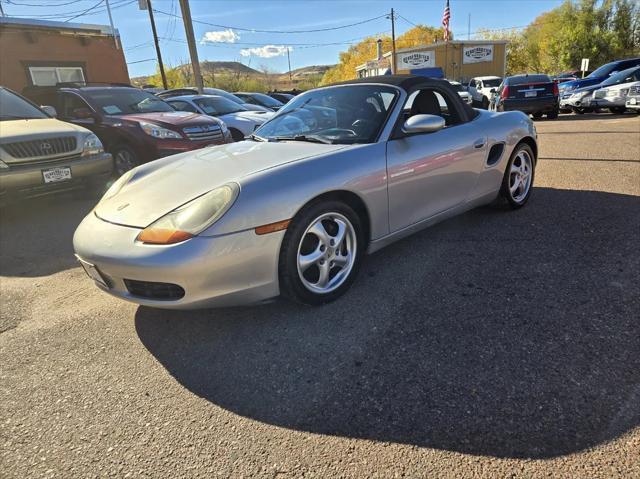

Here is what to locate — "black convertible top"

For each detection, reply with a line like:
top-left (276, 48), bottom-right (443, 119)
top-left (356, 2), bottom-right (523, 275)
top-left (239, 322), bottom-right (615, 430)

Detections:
top-left (332, 74), bottom-right (479, 121)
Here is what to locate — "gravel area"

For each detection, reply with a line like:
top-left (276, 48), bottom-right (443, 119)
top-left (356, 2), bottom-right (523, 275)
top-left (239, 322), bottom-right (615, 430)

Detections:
top-left (1, 112), bottom-right (639, 478)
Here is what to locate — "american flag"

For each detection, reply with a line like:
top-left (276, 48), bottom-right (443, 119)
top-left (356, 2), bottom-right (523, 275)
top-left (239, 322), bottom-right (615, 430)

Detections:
top-left (442, 0), bottom-right (451, 41)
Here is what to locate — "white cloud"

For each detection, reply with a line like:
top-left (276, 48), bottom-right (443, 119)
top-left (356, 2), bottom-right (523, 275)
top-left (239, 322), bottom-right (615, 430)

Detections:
top-left (239, 45), bottom-right (291, 58)
top-left (201, 29), bottom-right (239, 44)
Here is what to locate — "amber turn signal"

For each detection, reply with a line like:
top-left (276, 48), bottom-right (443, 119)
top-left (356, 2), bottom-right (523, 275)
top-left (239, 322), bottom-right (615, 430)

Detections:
top-left (137, 228), bottom-right (194, 245)
top-left (255, 219), bottom-right (291, 235)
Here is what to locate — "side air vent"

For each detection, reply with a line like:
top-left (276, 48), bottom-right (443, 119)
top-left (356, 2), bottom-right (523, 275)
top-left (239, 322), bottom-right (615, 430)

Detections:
top-left (487, 143), bottom-right (505, 167)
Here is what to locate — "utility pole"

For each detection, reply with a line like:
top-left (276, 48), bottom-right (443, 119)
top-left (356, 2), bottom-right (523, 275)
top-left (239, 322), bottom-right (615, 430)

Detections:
top-left (287, 47), bottom-right (292, 84)
top-left (179, 0), bottom-right (204, 93)
top-left (145, 0), bottom-right (167, 89)
top-left (105, 0), bottom-right (120, 49)
top-left (390, 8), bottom-right (397, 74)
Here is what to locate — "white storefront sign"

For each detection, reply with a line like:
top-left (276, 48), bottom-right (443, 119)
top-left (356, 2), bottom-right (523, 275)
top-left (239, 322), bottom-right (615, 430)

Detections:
top-left (397, 51), bottom-right (435, 70)
top-left (463, 45), bottom-right (494, 64)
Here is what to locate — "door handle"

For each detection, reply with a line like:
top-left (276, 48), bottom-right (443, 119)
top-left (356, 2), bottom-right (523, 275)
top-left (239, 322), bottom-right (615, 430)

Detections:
top-left (473, 139), bottom-right (486, 149)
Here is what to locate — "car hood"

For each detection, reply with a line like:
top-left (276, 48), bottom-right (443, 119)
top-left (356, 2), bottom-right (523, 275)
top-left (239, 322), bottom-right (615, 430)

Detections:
top-left (233, 111), bottom-right (273, 122)
top-left (561, 77), bottom-right (603, 90)
top-left (95, 140), bottom-right (348, 228)
top-left (0, 118), bottom-right (87, 140)
top-left (119, 111), bottom-right (220, 127)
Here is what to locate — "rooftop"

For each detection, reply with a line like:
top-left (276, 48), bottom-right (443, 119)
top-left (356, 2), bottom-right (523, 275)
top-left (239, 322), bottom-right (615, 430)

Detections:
top-left (0, 16), bottom-right (119, 37)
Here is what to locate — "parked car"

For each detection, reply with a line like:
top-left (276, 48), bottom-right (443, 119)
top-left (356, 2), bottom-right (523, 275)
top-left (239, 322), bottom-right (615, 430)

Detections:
top-left (493, 74), bottom-right (559, 119)
top-left (625, 84), bottom-right (640, 113)
top-left (24, 84), bottom-right (232, 176)
top-left (74, 75), bottom-right (538, 309)
top-left (448, 81), bottom-right (472, 105)
top-left (165, 94), bottom-right (273, 141)
top-left (234, 92), bottom-right (285, 111)
top-left (0, 87), bottom-right (112, 201)
top-left (466, 76), bottom-right (502, 108)
top-left (268, 92), bottom-right (295, 104)
top-left (560, 66), bottom-right (640, 114)
top-left (590, 67), bottom-right (640, 114)
top-left (558, 57), bottom-right (640, 95)
top-left (553, 70), bottom-right (592, 83)
top-left (158, 87), bottom-right (272, 112)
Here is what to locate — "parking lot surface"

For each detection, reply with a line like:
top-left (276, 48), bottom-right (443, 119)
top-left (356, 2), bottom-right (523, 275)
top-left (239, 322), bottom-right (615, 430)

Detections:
top-left (1, 113), bottom-right (639, 478)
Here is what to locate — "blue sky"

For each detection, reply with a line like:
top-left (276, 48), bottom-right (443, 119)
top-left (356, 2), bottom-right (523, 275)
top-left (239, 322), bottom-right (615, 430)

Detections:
top-left (3, 0), bottom-right (565, 77)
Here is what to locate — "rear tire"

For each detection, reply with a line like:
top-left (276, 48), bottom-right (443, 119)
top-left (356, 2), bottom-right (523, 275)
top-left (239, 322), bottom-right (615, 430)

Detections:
top-left (546, 110), bottom-right (559, 119)
top-left (609, 107), bottom-right (626, 115)
top-left (112, 145), bottom-right (139, 177)
top-left (279, 200), bottom-right (364, 305)
top-left (500, 143), bottom-right (535, 209)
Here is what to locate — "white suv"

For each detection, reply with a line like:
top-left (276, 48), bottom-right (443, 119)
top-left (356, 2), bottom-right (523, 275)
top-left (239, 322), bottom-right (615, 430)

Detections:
top-left (467, 76), bottom-right (503, 109)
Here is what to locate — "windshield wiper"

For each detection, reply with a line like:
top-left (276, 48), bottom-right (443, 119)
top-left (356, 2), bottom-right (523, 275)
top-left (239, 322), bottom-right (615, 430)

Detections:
top-left (248, 133), bottom-right (266, 142)
top-left (268, 135), bottom-right (333, 144)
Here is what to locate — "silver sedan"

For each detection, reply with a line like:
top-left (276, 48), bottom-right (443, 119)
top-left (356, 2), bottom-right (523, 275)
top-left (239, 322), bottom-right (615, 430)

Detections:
top-left (74, 75), bottom-right (538, 309)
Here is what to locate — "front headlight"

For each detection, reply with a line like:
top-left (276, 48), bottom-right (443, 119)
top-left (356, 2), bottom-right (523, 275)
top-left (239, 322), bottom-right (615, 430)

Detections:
top-left (81, 133), bottom-right (104, 157)
top-left (571, 91), bottom-right (591, 99)
top-left (139, 121), bottom-right (183, 139)
top-left (136, 183), bottom-right (239, 245)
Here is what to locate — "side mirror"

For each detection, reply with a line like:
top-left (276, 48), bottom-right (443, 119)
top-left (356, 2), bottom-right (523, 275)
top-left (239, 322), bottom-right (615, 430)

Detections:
top-left (72, 107), bottom-right (95, 121)
top-left (402, 114), bottom-right (445, 134)
top-left (489, 88), bottom-right (497, 93)
top-left (41, 105), bottom-right (57, 117)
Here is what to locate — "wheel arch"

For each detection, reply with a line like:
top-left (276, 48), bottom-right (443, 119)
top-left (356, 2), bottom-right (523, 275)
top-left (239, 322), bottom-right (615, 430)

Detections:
top-left (517, 136), bottom-right (538, 164)
top-left (291, 190), bottom-right (372, 249)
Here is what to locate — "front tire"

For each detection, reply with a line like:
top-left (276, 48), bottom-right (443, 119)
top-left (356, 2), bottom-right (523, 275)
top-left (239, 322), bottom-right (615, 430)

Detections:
top-left (609, 107), bottom-right (626, 115)
top-left (279, 200), bottom-right (364, 305)
top-left (112, 145), bottom-right (139, 177)
top-left (481, 96), bottom-right (489, 109)
top-left (546, 110), bottom-right (559, 119)
top-left (500, 143), bottom-right (535, 209)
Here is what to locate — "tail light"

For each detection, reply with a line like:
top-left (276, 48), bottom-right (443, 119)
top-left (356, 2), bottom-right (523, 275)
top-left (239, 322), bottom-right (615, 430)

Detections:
top-left (500, 86), bottom-right (510, 100)
top-left (553, 81), bottom-right (559, 96)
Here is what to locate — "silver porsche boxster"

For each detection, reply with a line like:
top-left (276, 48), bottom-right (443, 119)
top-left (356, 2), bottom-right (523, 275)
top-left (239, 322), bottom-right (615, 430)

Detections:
top-left (74, 75), bottom-right (537, 309)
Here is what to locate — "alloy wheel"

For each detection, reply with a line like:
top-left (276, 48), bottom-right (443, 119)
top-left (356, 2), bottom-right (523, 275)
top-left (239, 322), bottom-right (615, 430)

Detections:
top-left (509, 150), bottom-right (533, 203)
top-left (296, 212), bottom-right (357, 294)
top-left (114, 150), bottom-right (136, 176)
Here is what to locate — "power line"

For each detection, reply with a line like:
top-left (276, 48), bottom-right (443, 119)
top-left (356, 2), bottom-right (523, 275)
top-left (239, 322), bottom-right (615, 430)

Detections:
top-left (127, 58), bottom-right (157, 64)
top-left (64, 0), bottom-right (104, 22)
top-left (7, 0), bottom-right (133, 20)
top-left (152, 7), bottom-right (389, 34)
top-left (6, 0), bottom-right (85, 6)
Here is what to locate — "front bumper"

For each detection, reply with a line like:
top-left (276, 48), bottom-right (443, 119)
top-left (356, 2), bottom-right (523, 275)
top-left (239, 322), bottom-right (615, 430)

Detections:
top-left (590, 96), bottom-right (627, 108)
top-left (560, 94), bottom-right (594, 109)
top-left (73, 212), bottom-right (284, 309)
top-left (0, 152), bottom-right (113, 200)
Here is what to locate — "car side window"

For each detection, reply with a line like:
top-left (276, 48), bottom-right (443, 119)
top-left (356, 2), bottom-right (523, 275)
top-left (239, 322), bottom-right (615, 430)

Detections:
top-left (169, 100), bottom-right (197, 113)
top-left (478, 81), bottom-right (484, 89)
top-left (60, 93), bottom-right (91, 119)
top-left (469, 80), bottom-right (476, 88)
top-left (404, 88), bottom-right (462, 127)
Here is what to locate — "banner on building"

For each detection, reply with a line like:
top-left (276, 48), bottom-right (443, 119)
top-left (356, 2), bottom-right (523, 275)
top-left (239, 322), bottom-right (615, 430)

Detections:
top-left (463, 45), bottom-right (494, 64)
top-left (397, 51), bottom-right (435, 70)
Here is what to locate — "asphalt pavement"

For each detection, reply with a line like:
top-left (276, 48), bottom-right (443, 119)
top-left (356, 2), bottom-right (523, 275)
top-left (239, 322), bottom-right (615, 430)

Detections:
top-left (1, 112), bottom-right (639, 478)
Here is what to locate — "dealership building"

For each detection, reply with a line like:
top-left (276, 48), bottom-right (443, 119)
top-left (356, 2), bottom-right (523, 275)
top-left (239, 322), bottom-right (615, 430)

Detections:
top-left (356, 39), bottom-right (508, 82)
top-left (0, 17), bottom-right (129, 94)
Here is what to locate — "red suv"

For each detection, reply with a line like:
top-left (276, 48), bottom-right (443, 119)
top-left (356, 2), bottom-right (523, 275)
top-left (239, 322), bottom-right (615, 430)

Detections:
top-left (24, 84), bottom-right (232, 175)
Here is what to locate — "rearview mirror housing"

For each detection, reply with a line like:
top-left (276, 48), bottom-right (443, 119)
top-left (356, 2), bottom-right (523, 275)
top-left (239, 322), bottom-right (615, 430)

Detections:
top-left (402, 114), bottom-right (445, 134)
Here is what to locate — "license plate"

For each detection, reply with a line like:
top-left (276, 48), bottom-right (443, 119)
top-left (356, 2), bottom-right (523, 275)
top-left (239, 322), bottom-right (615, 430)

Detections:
top-left (76, 256), bottom-right (108, 288)
top-left (525, 91), bottom-right (537, 98)
top-left (630, 98), bottom-right (637, 105)
top-left (42, 167), bottom-right (71, 184)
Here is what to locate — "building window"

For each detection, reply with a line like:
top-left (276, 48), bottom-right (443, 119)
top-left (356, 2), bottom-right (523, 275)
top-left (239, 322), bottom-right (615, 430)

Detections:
top-left (28, 66), bottom-right (85, 86)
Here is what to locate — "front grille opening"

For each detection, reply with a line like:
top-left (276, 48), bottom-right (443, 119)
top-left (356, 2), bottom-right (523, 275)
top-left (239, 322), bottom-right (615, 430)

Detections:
top-left (124, 279), bottom-right (185, 300)
top-left (3, 136), bottom-right (77, 158)
top-left (487, 143), bottom-right (505, 167)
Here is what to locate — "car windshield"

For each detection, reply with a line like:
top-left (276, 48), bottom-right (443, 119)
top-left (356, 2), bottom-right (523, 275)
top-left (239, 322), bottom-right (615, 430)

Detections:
top-left (252, 93), bottom-right (284, 107)
top-left (449, 83), bottom-right (465, 92)
top-left (0, 88), bottom-right (48, 121)
top-left (195, 96), bottom-right (245, 115)
top-left (84, 88), bottom-right (175, 115)
top-left (588, 62), bottom-right (617, 78)
top-left (254, 84), bottom-right (398, 144)
top-left (483, 78), bottom-right (502, 87)
top-left (203, 88), bottom-right (246, 105)
top-left (600, 67), bottom-right (639, 86)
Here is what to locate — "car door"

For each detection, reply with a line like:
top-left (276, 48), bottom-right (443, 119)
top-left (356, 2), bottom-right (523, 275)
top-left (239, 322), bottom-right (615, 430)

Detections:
top-left (468, 79), bottom-right (479, 101)
top-left (386, 88), bottom-right (486, 232)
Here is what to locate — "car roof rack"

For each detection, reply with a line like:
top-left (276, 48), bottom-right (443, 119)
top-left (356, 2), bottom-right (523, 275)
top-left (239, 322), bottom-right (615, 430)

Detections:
top-left (156, 88), bottom-right (199, 98)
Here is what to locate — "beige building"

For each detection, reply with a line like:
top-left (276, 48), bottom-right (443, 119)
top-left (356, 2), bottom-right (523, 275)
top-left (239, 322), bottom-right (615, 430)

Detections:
top-left (357, 40), bottom-right (508, 83)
